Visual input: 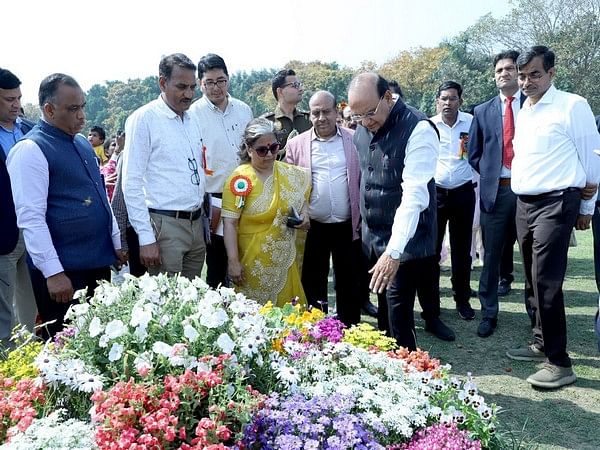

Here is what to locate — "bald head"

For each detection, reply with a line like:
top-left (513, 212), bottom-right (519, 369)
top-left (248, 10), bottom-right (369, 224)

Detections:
top-left (309, 90), bottom-right (338, 139)
top-left (348, 72), bottom-right (392, 133)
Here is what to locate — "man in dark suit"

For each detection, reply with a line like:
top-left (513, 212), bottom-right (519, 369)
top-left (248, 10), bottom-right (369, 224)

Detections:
top-left (468, 50), bottom-right (527, 337)
top-left (0, 68), bottom-right (36, 349)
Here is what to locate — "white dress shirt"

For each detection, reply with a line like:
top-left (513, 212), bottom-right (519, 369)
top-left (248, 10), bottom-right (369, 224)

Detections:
top-left (385, 120), bottom-right (439, 256)
top-left (499, 91), bottom-right (522, 178)
top-left (308, 129), bottom-right (351, 223)
top-left (189, 95), bottom-right (253, 194)
top-left (512, 85), bottom-right (600, 215)
top-left (431, 111), bottom-right (474, 189)
top-left (122, 95), bottom-right (206, 246)
top-left (7, 135), bottom-right (121, 278)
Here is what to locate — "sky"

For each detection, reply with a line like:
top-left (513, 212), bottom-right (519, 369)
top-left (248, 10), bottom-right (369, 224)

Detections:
top-left (5, 0), bottom-right (512, 104)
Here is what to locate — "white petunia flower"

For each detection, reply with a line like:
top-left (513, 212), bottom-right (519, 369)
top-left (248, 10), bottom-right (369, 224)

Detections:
top-left (138, 274), bottom-right (158, 292)
top-left (88, 317), bottom-right (103, 338)
top-left (152, 341), bottom-right (172, 357)
top-left (108, 343), bottom-right (124, 362)
top-left (202, 290), bottom-right (223, 306)
top-left (104, 319), bottom-right (126, 339)
top-left (98, 334), bottom-right (110, 348)
top-left (133, 325), bottom-right (148, 342)
top-left (183, 323), bottom-right (199, 342)
top-left (200, 308), bottom-right (228, 329)
top-left (216, 333), bottom-right (235, 354)
top-left (134, 352), bottom-right (153, 373)
top-left (130, 304), bottom-right (153, 328)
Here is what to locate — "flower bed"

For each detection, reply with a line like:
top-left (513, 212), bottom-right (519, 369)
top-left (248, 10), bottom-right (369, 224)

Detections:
top-left (0, 274), bottom-right (503, 449)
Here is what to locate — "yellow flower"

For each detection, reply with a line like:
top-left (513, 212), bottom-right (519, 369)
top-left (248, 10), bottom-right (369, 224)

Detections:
top-left (343, 323), bottom-right (397, 352)
top-left (259, 301), bottom-right (274, 315)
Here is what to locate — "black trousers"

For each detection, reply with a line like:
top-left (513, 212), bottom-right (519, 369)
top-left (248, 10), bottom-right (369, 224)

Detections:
top-left (516, 189), bottom-right (580, 368)
top-left (206, 234), bottom-right (229, 289)
top-left (479, 184), bottom-right (518, 319)
top-left (371, 253), bottom-right (440, 350)
top-left (435, 181), bottom-right (475, 304)
top-left (302, 219), bottom-right (361, 326)
top-left (500, 235), bottom-right (516, 284)
top-left (29, 266), bottom-right (111, 339)
top-left (126, 226), bottom-right (147, 277)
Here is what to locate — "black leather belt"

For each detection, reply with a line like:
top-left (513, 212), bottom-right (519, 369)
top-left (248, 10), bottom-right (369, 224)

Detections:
top-left (518, 187), bottom-right (581, 202)
top-left (210, 192), bottom-right (223, 199)
top-left (149, 208), bottom-right (202, 220)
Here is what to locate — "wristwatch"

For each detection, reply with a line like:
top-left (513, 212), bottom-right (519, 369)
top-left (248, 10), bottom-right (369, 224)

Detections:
top-left (388, 249), bottom-right (401, 260)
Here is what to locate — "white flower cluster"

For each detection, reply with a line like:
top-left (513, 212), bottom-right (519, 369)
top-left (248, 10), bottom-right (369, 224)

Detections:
top-left (0, 409), bottom-right (95, 450)
top-left (44, 274), bottom-right (280, 387)
top-left (282, 342), bottom-right (431, 439)
top-left (34, 352), bottom-right (103, 393)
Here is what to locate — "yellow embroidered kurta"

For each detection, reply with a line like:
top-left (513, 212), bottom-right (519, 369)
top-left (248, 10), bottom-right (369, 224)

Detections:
top-left (222, 161), bottom-right (310, 307)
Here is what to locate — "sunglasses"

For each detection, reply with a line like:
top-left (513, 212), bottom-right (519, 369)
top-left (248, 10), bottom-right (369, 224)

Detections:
top-left (253, 142), bottom-right (280, 157)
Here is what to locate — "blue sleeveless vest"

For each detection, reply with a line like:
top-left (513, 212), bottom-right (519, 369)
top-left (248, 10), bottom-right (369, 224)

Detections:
top-left (354, 100), bottom-right (438, 262)
top-left (26, 121), bottom-right (116, 271)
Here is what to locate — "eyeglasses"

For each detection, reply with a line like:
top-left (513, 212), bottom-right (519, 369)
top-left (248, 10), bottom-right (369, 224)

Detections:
top-left (203, 79), bottom-right (228, 88)
top-left (282, 81), bottom-right (302, 90)
top-left (253, 142), bottom-right (280, 157)
top-left (350, 97), bottom-right (385, 122)
top-left (188, 157), bottom-right (201, 185)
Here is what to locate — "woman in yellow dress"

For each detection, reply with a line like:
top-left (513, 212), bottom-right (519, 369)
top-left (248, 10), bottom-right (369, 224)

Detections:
top-left (222, 118), bottom-right (310, 306)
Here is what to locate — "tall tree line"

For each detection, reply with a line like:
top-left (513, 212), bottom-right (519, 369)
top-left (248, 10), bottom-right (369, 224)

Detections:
top-left (21, 0), bottom-right (600, 136)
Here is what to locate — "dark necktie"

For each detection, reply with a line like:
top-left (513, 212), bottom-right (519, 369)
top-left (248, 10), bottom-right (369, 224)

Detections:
top-left (503, 96), bottom-right (515, 169)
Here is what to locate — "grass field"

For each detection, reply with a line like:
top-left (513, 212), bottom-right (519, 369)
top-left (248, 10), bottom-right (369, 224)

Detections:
top-left (349, 230), bottom-right (600, 449)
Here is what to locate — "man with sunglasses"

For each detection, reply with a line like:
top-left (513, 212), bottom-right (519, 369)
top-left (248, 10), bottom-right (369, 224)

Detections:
top-left (348, 73), bottom-right (455, 350)
top-left (189, 54), bottom-right (253, 289)
top-left (285, 90), bottom-right (362, 326)
top-left (262, 69), bottom-right (311, 149)
top-left (123, 54), bottom-right (206, 280)
top-left (506, 46), bottom-right (600, 388)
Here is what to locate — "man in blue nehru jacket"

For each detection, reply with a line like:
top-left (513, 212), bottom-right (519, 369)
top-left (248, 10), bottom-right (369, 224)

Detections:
top-left (7, 73), bottom-right (126, 338)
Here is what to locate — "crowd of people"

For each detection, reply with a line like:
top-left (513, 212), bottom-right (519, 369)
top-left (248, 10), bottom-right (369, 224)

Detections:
top-left (1, 44), bottom-right (599, 391)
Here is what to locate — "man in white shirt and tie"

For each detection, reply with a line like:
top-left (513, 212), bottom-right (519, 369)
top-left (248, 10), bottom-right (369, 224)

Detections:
top-left (123, 54), bottom-right (207, 280)
top-left (507, 46), bottom-right (600, 388)
top-left (431, 81), bottom-right (476, 322)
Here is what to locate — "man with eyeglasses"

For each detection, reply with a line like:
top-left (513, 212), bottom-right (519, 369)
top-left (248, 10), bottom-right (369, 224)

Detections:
top-left (430, 81), bottom-right (477, 322)
top-left (285, 90), bottom-right (361, 326)
top-left (506, 46), bottom-right (600, 389)
top-left (123, 53), bottom-right (207, 280)
top-left (262, 69), bottom-right (311, 149)
top-left (348, 72), bottom-right (455, 350)
top-left (189, 54), bottom-right (253, 289)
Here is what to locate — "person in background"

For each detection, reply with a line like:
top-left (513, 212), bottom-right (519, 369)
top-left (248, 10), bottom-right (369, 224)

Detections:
top-left (88, 125), bottom-right (107, 164)
top-left (286, 90), bottom-right (362, 326)
top-left (262, 69), bottom-right (311, 149)
top-left (0, 68), bottom-right (36, 347)
top-left (7, 73), bottom-right (125, 338)
top-left (222, 118), bottom-right (310, 306)
top-left (468, 50), bottom-right (526, 338)
top-left (430, 81), bottom-right (476, 321)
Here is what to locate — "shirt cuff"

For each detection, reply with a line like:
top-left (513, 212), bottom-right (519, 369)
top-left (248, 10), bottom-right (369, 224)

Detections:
top-left (138, 230), bottom-right (157, 246)
top-left (40, 258), bottom-right (64, 279)
top-left (580, 198), bottom-right (595, 215)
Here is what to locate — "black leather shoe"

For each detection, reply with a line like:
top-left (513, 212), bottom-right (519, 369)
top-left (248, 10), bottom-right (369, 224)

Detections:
top-left (425, 318), bottom-right (456, 341)
top-left (361, 301), bottom-right (378, 317)
top-left (477, 318), bottom-right (497, 337)
top-left (457, 302), bottom-right (475, 320)
top-left (498, 279), bottom-right (512, 297)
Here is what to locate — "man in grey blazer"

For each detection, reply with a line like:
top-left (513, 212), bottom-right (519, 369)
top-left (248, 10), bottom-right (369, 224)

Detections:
top-left (468, 50), bottom-right (528, 337)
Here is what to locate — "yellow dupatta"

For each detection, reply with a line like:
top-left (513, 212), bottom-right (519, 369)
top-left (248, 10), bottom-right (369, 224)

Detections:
top-left (222, 161), bottom-right (310, 306)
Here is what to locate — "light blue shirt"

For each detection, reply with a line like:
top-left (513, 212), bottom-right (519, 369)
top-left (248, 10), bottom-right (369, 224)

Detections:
top-left (0, 117), bottom-right (25, 157)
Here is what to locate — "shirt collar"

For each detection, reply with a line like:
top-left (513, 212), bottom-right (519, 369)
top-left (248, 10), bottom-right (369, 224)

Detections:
top-left (311, 126), bottom-right (342, 142)
top-left (157, 94), bottom-right (189, 120)
top-left (431, 111), bottom-right (468, 127)
top-left (200, 94), bottom-right (232, 114)
top-left (0, 116), bottom-right (22, 133)
top-left (274, 104), bottom-right (302, 120)
top-left (499, 90), bottom-right (522, 103)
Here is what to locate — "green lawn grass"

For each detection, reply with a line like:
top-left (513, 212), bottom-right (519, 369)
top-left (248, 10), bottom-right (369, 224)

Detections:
top-left (337, 230), bottom-right (600, 449)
